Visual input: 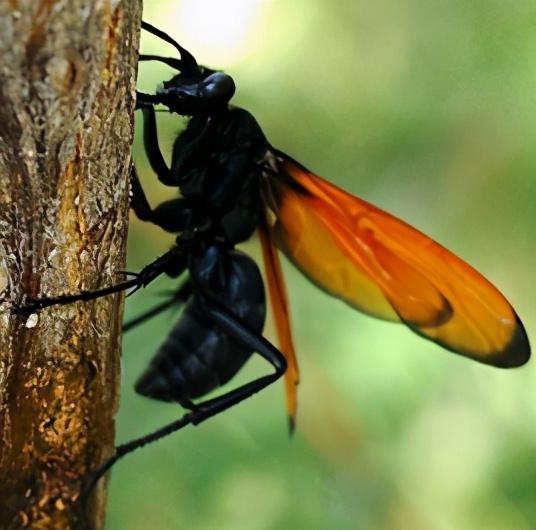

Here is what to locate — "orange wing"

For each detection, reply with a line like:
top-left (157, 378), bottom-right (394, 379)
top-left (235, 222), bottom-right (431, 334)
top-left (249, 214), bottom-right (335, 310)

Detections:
top-left (262, 151), bottom-right (530, 367)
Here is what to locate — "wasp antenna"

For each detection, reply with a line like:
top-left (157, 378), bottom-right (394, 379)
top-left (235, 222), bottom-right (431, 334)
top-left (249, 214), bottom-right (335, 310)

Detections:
top-left (141, 21), bottom-right (200, 75)
top-left (139, 54), bottom-right (185, 72)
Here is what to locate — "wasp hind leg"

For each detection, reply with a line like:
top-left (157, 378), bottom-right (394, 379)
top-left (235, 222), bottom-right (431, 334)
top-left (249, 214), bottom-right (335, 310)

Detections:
top-left (83, 295), bottom-right (287, 496)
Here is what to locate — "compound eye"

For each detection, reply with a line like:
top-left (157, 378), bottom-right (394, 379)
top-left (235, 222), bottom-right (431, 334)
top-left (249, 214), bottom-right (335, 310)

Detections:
top-left (201, 72), bottom-right (236, 103)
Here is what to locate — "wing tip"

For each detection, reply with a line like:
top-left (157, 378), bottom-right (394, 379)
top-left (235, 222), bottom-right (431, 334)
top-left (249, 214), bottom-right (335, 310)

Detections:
top-left (490, 314), bottom-right (531, 368)
top-left (411, 313), bottom-right (531, 368)
top-left (287, 415), bottom-right (296, 436)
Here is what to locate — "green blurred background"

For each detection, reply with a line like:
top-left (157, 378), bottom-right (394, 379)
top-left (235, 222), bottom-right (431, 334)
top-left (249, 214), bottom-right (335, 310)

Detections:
top-left (106, 1), bottom-right (536, 528)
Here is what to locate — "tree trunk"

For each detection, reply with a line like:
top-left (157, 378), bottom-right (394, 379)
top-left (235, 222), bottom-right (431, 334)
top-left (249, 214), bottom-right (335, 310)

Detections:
top-left (0, 1), bottom-right (140, 528)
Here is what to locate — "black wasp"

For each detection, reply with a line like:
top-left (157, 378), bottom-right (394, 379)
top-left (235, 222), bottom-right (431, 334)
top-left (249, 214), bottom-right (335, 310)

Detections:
top-left (14, 21), bottom-right (292, 488)
top-left (13, 20), bottom-right (531, 490)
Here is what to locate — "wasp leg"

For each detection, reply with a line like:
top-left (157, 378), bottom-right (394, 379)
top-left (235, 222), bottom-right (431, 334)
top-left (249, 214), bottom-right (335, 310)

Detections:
top-left (139, 105), bottom-right (176, 185)
top-left (135, 91), bottom-right (162, 110)
top-left (130, 165), bottom-right (211, 234)
top-left (139, 105), bottom-right (214, 187)
top-left (129, 165), bottom-right (153, 221)
top-left (13, 249), bottom-right (184, 314)
top-left (83, 296), bottom-right (286, 496)
top-left (122, 280), bottom-right (192, 332)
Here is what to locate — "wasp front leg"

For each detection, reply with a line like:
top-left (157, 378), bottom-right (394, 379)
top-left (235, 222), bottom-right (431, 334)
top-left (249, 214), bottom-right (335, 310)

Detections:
top-left (130, 165), bottom-right (211, 236)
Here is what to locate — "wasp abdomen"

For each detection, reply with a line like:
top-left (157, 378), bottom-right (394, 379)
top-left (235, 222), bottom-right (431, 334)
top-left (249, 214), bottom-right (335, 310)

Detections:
top-left (135, 249), bottom-right (266, 403)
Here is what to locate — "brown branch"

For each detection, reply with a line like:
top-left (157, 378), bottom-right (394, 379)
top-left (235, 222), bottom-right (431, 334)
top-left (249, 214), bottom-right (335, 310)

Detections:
top-left (0, 1), bottom-right (140, 528)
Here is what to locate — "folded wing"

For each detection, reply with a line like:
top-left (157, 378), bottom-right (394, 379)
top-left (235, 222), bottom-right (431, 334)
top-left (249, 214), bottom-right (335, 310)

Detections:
top-left (259, 220), bottom-right (300, 430)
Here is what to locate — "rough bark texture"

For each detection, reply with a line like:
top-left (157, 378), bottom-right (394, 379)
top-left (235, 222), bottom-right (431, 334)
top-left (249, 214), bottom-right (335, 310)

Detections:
top-left (0, 1), bottom-right (140, 528)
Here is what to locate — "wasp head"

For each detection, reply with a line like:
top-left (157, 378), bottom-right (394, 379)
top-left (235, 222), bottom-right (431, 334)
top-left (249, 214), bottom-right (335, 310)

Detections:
top-left (141, 21), bottom-right (235, 115)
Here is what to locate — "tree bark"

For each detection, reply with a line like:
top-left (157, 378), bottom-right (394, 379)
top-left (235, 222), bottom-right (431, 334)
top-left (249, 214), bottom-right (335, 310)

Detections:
top-left (0, 1), bottom-right (140, 528)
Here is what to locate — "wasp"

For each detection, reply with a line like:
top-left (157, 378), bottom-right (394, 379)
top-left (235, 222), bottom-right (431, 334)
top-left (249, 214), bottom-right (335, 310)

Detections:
top-left (15, 21), bottom-right (531, 488)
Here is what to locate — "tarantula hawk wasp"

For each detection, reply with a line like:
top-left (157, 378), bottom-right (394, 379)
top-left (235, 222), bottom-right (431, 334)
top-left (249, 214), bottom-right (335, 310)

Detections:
top-left (12, 21), bottom-right (530, 492)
